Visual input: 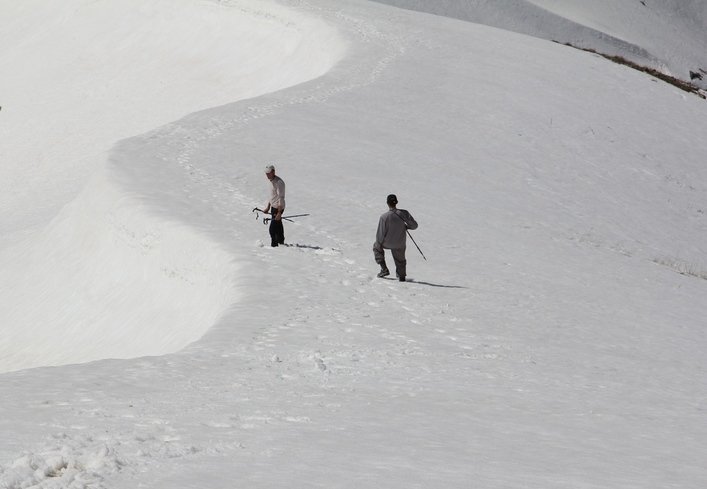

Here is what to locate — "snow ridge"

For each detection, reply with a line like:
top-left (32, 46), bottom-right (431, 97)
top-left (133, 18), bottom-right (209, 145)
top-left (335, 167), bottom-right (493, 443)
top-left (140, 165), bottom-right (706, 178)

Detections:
top-left (371, 0), bottom-right (707, 88)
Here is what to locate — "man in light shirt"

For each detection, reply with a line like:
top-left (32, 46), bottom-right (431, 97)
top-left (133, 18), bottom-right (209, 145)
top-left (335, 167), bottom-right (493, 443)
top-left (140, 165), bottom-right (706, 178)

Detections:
top-left (263, 164), bottom-right (286, 247)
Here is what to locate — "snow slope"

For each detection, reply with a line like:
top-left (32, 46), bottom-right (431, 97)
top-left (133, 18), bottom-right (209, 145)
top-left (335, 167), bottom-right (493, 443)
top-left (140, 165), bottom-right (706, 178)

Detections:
top-left (1, 0), bottom-right (706, 488)
top-left (372, 0), bottom-right (707, 89)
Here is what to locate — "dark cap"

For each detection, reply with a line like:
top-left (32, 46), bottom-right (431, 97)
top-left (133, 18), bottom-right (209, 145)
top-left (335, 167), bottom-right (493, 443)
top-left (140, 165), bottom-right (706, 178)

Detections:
top-left (386, 194), bottom-right (398, 205)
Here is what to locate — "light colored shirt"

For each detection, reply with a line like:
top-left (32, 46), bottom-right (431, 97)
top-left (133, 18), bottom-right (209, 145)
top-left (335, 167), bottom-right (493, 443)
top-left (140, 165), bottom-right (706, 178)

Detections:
top-left (266, 175), bottom-right (286, 210)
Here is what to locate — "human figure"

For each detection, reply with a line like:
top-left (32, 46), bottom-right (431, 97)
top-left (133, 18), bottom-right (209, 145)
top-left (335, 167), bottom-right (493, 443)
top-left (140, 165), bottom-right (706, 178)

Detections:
top-left (263, 164), bottom-right (286, 247)
top-left (373, 194), bottom-right (418, 281)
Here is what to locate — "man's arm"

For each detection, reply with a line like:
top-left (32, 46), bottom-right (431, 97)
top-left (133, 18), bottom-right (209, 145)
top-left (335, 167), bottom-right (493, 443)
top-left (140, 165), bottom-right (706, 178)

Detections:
top-left (275, 179), bottom-right (285, 219)
top-left (376, 215), bottom-right (387, 244)
top-left (405, 212), bottom-right (418, 230)
top-left (394, 210), bottom-right (418, 230)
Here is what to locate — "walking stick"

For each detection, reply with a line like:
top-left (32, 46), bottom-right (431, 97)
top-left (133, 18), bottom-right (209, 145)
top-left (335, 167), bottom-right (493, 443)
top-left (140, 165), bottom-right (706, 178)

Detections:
top-left (391, 209), bottom-right (427, 261)
top-left (407, 229), bottom-right (427, 261)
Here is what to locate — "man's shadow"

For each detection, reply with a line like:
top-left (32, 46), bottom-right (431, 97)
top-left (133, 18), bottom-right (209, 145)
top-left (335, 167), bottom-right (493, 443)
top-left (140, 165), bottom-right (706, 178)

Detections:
top-left (382, 277), bottom-right (467, 289)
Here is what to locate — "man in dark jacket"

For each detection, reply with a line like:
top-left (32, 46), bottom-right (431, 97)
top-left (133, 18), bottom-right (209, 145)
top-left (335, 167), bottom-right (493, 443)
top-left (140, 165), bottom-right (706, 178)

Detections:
top-left (373, 194), bottom-right (418, 281)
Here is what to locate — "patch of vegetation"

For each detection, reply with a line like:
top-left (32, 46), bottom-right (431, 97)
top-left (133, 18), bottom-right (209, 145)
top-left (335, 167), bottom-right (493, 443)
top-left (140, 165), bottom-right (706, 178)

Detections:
top-left (558, 42), bottom-right (706, 100)
top-left (653, 257), bottom-right (707, 281)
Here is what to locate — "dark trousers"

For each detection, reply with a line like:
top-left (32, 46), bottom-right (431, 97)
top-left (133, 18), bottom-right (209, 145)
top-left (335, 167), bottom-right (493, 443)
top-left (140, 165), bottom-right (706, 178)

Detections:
top-left (373, 241), bottom-right (406, 278)
top-left (269, 207), bottom-right (285, 246)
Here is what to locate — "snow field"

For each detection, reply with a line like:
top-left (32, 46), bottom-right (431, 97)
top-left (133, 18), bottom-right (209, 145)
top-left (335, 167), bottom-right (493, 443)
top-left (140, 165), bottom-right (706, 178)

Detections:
top-left (1, 0), bottom-right (706, 488)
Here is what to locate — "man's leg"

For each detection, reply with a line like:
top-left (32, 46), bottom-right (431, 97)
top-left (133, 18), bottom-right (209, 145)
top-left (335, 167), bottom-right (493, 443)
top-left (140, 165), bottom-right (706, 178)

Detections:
top-left (391, 247), bottom-right (407, 281)
top-left (373, 241), bottom-right (389, 277)
top-left (269, 208), bottom-right (282, 247)
top-left (274, 219), bottom-right (285, 244)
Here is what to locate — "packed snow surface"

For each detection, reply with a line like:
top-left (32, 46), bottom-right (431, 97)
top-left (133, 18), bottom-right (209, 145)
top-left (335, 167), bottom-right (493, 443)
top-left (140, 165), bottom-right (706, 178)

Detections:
top-left (1, 0), bottom-right (706, 488)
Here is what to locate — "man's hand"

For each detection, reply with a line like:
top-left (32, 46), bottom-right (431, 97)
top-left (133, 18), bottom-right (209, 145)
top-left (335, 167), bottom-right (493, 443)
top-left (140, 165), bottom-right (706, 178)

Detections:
top-left (275, 211), bottom-right (283, 221)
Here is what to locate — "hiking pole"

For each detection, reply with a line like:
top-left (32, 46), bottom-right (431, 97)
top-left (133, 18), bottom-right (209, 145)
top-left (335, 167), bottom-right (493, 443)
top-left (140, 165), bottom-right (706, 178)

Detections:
top-left (262, 213), bottom-right (310, 224)
top-left (263, 216), bottom-right (293, 224)
top-left (407, 229), bottom-right (427, 261)
top-left (273, 213), bottom-right (310, 220)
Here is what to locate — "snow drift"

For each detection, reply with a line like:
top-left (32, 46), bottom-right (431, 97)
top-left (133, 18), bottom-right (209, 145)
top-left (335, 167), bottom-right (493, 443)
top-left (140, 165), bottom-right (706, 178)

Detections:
top-left (0, 0), bottom-right (346, 373)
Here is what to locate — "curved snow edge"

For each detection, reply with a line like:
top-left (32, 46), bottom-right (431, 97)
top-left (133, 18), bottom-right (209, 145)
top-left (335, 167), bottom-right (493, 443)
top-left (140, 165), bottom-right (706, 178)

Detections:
top-left (0, 0), bottom-right (348, 373)
top-left (0, 167), bottom-right (239, 373)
